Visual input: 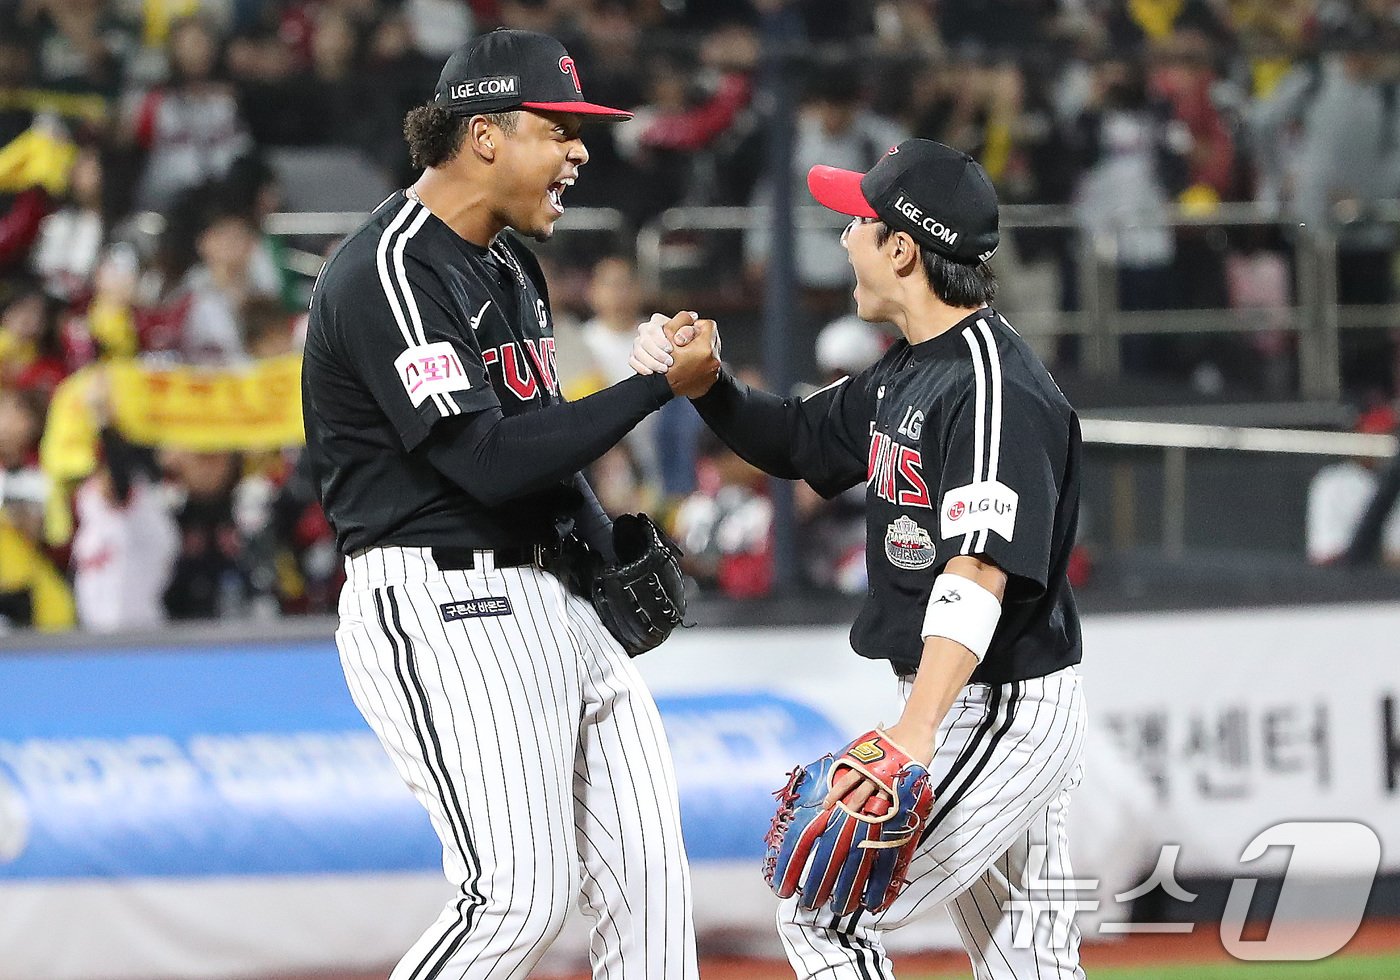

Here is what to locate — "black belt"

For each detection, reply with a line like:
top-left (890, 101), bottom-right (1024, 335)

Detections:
top-left (431, 544), bottom-right (558, 571)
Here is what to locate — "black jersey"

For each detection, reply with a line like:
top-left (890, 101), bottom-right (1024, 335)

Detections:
top-left (786, 308), bottom-right (1082, 684)
top-left (302, 192), bottom-right (569, 554)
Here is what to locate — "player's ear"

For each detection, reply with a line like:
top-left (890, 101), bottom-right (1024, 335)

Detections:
top-left (467, 115), bottom-right (498, 161)
top-left (890, 231), bottom-right (921, 278)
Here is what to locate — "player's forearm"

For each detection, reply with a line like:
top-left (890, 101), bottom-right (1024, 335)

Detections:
top-left (689, 368), bottom-right (802, 479)
top-left (897, 640), bottom-right (980, 761)
top-left (897, 556), bottom-right (1009, 758)
top-left (424, 373), bottom-right (673, 506)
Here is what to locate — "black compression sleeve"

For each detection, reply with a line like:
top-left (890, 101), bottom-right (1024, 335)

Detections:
top-left (688, 368), bottom-right (801, 479)
top-left (570, 472), bottom-right (617, 562)
top-left (422, 373), bottom-right (673, 507)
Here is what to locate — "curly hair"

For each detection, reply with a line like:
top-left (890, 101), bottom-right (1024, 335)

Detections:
top-left (403, 106), bottom-right (519, 169)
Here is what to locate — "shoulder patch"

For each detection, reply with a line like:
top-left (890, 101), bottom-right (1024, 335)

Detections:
top-left (395, 341), bottom-right (472, 407)
top-left (940, 480), bottom-right (1019, 543)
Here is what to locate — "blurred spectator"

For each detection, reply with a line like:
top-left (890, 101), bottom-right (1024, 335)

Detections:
top-left (401, 0), bottom-right (475, 57)
top-left (0, 385), bottom-right (73, 630)
top-left (571, 256), bottom-right (662, 509)
top-left (125, 16), bottom-right (253, 211)
top-left (1252, 14), bottom-right (1400, 395)
top-left (244, 296), bottom-right (295, 358)
top-left (0, 282), bottom-right (67, 394)
top-left (813, 314), bottom-right (885, 382)
top-left (70, 374), bottom-right (178, 632)
top-left (749, 67), bottom-right (906, 292)
top-left (1307, 404), bottom-right (1400, 564)
top-left (161, 448), bottom-right (248, 619)
top-left (936, 0), bottom-right (1055, 56)
top-left (574, 0), bottom-right (646, 110)
top-left (1150, 30), bottom-right (1238, 203)
top-left (672, 427), bottom-right (774, 599)
top-left (29, 143), bottom-right (106, 302)
top-left (179, 206), bottom-right (276, 364)
top-left (1225, 231), bottom-right (1295, 395)
top-left (225, 26), bottom-right (299, 145)
top-left (613, 28), bottom-right (757, 216)
top-left (906, 60), bottom-right (1025, 184)
top-left (1067, 55), bottom-right (1191, 373)
top-left (609, 55), bottom-right (699, 218)
top-left (29, 0), bottom-right (130, 97)
top-left (223, 155), bottom-right (301, 310)
top-left (797, 315), bottom-right (884, 592)
top-left (284, 7), bottom-right (397, 155)
top-left (363, 12), bottom-right (445, 181)
top-left (74, 242), bottom-right (142, 361)
top-left (578, 257), bottom-right (648, 386)
top-left (0, 387), bottom-right (48, 542)
top-left (1100, 0), bottom-right (1226, 50)
top-left (7, 7), bottom-right (1400, 630)
top-left (0, 117), bottom-right (75, 277)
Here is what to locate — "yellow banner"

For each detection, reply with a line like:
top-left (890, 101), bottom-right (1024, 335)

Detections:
top-left (38, 356), bottom-right (305, 545)
top-left (107, 354), bottom-right (305, 451)
top-left (43, 355), bottom-right (305, 465)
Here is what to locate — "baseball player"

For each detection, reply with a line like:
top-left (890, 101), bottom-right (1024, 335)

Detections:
top-left (636, 140), bottom-right (1088, 978)
top-left (301, 29), bottom-right (718, 980)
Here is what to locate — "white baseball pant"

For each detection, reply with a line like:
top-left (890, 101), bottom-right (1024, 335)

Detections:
top-left (779, 666), bottom-right (1088, 979)
top-left (336, 545), bottom-right (698, 980)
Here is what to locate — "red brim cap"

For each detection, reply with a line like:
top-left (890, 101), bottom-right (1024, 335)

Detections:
top-left (807, 165), bottom-right (878, 218)
top-left (521, 100), bottom-right (634, 121)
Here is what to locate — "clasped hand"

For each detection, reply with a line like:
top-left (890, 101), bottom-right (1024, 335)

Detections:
top-left (629, 311), bottom-right (722, 398)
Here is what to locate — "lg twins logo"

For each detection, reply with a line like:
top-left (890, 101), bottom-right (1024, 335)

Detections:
top-left (396, 341), bottom-right (471, 408)
top-left (940, 480), bottom-right (1019, 543)
top-left (482, 339), bottom-right (558, 402)
top-left (868, 431), bottom-right (930, 508)
top-left (559, 56), bottom-right (582, 93)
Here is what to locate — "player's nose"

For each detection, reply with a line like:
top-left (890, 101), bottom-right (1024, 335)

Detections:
top-left (568, 138), bottom-right (589, 167)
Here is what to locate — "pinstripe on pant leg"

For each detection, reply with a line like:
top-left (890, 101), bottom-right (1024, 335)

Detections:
top-left (564, 589), bottom-right (698, 980)
top-left (777, 668), bottom-right (1087, 980)
top-left (336, 564), bottom-right (582, 980)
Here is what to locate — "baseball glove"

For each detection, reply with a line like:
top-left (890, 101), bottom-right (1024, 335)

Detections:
top-left (763, 729), bottom-right (935, 916)
top-left (590, 513), bottom-right (687, 657)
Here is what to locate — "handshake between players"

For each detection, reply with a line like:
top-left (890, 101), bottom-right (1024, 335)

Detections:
top-left (631, 310), bottom-right (722, 398)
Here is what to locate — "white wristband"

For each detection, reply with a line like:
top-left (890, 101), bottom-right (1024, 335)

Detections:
top-left (920, 573), bottom-right (1001, 663)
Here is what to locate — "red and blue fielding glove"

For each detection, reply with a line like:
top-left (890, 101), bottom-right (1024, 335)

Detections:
top-left (763, 729), bottom-right (936, 916)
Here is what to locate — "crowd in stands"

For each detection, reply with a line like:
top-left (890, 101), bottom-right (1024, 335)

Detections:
top-left (2, 0), bottom-right (1400, 630)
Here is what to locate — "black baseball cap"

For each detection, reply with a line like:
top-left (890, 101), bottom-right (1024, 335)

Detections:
top-left (433, 29), bottom-right (632, 121)
top-left (808, 139), bottom-right (999, 265)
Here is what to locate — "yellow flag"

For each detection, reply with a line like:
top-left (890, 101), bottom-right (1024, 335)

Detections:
top-left (107, 354), bottom-right (306, 451)
top-left (0, 125), bottom-right (77, 195)
top-left (0, 516), bottom-right (76, 630)
top-left (40, 357), bottom-right (307, 545)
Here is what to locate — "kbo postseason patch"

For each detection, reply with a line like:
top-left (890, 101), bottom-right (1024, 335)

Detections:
top-left (440, 597), bottom-right (513, 622)
top-left (885, 515), bottom-right (936, 570)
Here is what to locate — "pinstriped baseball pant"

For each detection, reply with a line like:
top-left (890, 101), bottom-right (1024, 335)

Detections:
top-left (779, 667), bottom-right (1088, 980)
top-left (335, 546), bottom-right (698, 980)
